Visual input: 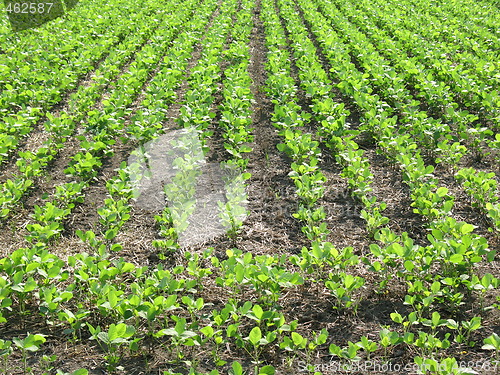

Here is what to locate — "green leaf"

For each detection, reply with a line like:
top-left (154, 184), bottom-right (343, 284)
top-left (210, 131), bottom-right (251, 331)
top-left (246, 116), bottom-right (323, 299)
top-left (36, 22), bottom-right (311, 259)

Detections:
top-left (104, 228), bottom-right (118, 240)
top-left (231, 361), bottom-right (243, 375)
top-left (252, 304), bottom-right (263, 320)
top-left (466, 317), bottom-right (482, 331)
top-left (390, 312), bottom-right (403, 324)
top-left (175, 318), bottom-right (186, 336)
top-left (291, 332), bottom-right (303, 346)
top-left (108, 323), bottom-right (125, 341)
top-left (431, 312), bottom-right (441, 327)
top-left (431, 281), bottom-right (441, 293)
top-left (107, 290), bottom-right (118, 308)
top-left (248, 326), bottom-right (262, 346)
top-left (404, 260), bottom-right (415, 272)
top-left (157, 328), bottom-right (177, 337)
top-left (97, 332), bottom-right (110, 344)
top-left (200, 326), bottom-right (214, 337)
top-left (436, 187), bottom-right (448, 197)
top-left (482, 333), bottom-right (500, 350)
top-left (449, 254), bottom-right (464, 264)
top-left (460, 223), bottom-right (475, 234)
top-left (14, 334), bottom-right (46, 351)
top-left (235, 264), bottom-right (245, 283)
top-left (258, 365), bottom-right (276, 375)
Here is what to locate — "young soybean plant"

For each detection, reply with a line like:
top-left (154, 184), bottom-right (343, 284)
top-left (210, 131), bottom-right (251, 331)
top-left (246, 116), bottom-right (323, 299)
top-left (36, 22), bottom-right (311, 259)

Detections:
top-left (87, 323), bottom-right (138, 372)
top-left (13, 333), bottom-right (46, 374)
top-left (482, 333), bottom-right (500, 362)
top-left (56, 370), bottom-right (89, 375)
top-left (242, 326), bottom-right (278, 375)
top-left (0, 339), bottom-right (12, 374)
top-left (229, 360), bottom-right (275, 375)
top-left (218, 161), bottom-right (250, 241)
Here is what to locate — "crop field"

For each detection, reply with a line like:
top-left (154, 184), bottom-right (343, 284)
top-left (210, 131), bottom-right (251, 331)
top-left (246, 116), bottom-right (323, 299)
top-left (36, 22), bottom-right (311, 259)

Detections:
top-left (0, 0), bottom-right (499, 373)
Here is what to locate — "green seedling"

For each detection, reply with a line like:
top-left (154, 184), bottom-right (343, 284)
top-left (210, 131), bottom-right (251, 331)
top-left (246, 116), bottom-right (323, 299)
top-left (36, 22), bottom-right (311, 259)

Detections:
top-left (356, 336), bottom-right (378, 360)
top-left (482, 333), bottom-right (500, 361)
top-left (414, 356), bottom-right (478, 375)
top-left (325, 272), bottom-right (365, 311)
top-left (421, 311), bottom-right (449, 335)
top-left (244, 326), bottom-right (277, 373)
top-left (446, 317), bottom-right (481, 347)
top-left (200, 324), bottom-right (226, 366)
top-left (41, 354), bottom-right (57, 373)
top-left (329, 341), bottom-right (361, 362)
top-left (155, 316), bottom-right (199, 360)
top-left (56, 370), bottom-right (89, 375)
top-left (13, 333), bottom-right (46, 374)
top-left (413, 331), bottom-right (451, 357)
top-left (0, 339), bottom-right (12, 373)
top-left (391, 311), bottom-right (419, 335)
top-left (87, 323), bottom-right (137, 372)
top-left (378, 327), bottom-right (402, 359)
top-left (280, 329), bottom-right (328, 369)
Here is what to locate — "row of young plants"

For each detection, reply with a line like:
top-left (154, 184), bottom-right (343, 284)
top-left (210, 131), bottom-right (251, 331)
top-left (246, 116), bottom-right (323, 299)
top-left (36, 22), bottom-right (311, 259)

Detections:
top-left (312, 0), bottom-right (490, 169)
top-left (215, 0), bottom-right (255, 239)
top-left (341, 0), bottom-right (500, 132)
top-left (276, 0), bottom-right (390, 241)
top-left (22, 0), bottom-right (203, 245)
top-left (258, 1), bottom-right (378, 370)
top-left (88, 0), bottom-right (223, 258)
top-left (455, 167), bottom-right (500, 232)
top-left (355, 0), bottom-right (500, 146)
top-left (262, 1), bottom-right (338, 248)
top-left (274, 0), bottom-right (395, 319)
top-left (308, 0), bottom-right (500, 235)
top-left (296, 0), bottom-right (500, 371)
top-left (308, 0), bottom-right (500, 230)
top-left (0, 0), bottom-right (187, 222)
top-left (0, 0), bottom-right (214, 372)
top-left (262, 0), bottom-right (331, 246)
top-left (218, 4), bottom-right (255, 169)
top-left (0, 0), bottom-right (164, 164)
top-left (151, 0), bottom-right (240, 250)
